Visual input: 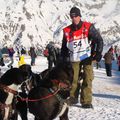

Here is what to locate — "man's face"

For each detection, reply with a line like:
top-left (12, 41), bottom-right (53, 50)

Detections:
top-left (71, 15), bottom-right (81, 25)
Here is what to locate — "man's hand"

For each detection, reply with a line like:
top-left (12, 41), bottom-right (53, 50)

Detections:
top-left (91, 52), bottom-right (102, 62)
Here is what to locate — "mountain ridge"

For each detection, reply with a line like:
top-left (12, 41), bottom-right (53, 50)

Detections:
top-left (0, 0), bottom-right (120, 48)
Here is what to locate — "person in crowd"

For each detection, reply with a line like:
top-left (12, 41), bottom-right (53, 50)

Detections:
top-left (117, 54), bottom-right (120, 71)
top-left (54, 42), bottom-right (61, 64)
top-left (61, 6), bottom-right (103, 108)
top-left (103, 50), bottom-right (114, 76)
top-left (7, 46), bottom-right (15, 68)
top-left (29, 47), bottom-right (37, 66)
top-left (18, 55), bottom-right (26, 67)
top-left (45, 41), bottom-right (57, 70)
top-left (96, 62), bottom-right (101, 69)
top-left (114, 45), bottom-right (119, 59)
top-left (21, 46), bottom-right (26, 55)
top-left (0, 49), bottom-right (5, 66)
top-left (109, 46), bottom-right (114, 55)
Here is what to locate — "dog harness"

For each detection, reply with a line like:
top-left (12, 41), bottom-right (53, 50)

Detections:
top-left (49, 88), bottom-right (68, 117)
top-left (0, 84), bottom-right (18, 95)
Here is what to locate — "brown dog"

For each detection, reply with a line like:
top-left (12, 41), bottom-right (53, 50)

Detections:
top-left (28, 61), bottom-right (73, 120)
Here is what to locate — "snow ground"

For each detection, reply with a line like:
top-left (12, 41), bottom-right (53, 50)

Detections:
top-left (1, 55), bottom-right (120, 120)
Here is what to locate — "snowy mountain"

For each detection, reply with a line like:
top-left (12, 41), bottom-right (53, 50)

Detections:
top-left (0, 0), bottom-right (120, 48)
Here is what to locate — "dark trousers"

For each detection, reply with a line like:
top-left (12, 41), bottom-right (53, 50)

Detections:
top-left (105, 63), bottom-right (112, 76)
top-left (0, 58), bottom-right (4, 66)
top-left (96, 62), bottom-right (101, 69)
top-left (48, 58), bottom-right (56, 70)
top-left (31, 57), bottom-right (35, 66)
top-left (71, 58), bottom-right (94, 104)
top-left (118, 66), bottom-right (120, 71)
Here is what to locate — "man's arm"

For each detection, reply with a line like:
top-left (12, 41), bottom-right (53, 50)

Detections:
top-left (61, 34), bottom-right (70, 60)
top-left (88, 24), bottom-right (104, 62)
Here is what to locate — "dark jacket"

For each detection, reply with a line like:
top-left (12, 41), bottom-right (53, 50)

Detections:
top-left (29, 47), bottom-right (37, 58)
top-left (61, 21), bottom-right (103, 62)
top-left (0, 50), bottom-right (2, 59)
top-left (8, 48), bottom-right (15, 57)
top-left (104, 51), bottom-right (114, 64)
top-left (46, 44), bottom-right (56, 61)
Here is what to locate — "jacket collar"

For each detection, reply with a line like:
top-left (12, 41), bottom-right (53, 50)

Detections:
top-left (71, 21), bottom-right (83, 31)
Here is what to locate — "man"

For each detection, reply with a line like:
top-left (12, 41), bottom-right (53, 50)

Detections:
top-left (117, 54), bottom-right (120, 71)
top-left (29, 47), bottom-right (37, 66)
top-left (0, 49), bottom-right (5, 66)
top-left (61, 7), bottom-right (103, 108)
top-left (46, 41), bottom-right (57, 70)
top-left (114, 45), bottom-right (118, 59)
top-left (103, 50), bottom-right (114, 76)
top-left (7, 46), bottom-right (15, 68)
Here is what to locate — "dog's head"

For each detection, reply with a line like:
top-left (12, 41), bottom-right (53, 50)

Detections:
top-left (48, 61), bottom-right (73, 90)
top-left (0, 68), bottom-right (29, 85)
top-left (19, 64), bottom-right (40, 91)
top-left (19, 64), bottom-right (32, 80)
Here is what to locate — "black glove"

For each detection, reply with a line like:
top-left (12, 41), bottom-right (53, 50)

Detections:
top-left (92, 52), bottom-right (102, 62)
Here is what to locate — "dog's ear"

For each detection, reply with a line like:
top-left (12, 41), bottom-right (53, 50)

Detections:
top-left (19, 64), bottom-right (31, 71)
top-left (19, 64), bottom-right (32, 77)
top-left (27, 65), bottom-right (32, 72)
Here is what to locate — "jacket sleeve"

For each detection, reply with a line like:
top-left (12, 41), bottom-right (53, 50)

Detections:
top-left (88, 24), bottom-right (103, 54)
top-left (88, 24), bottom-right (103, 62)
top-left (61, 33), bottom-right (70, 59)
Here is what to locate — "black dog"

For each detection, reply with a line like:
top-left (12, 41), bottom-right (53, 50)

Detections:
top-left (10, 64), bottom-right (50, 120)
top-left (7, 64), bottom-right (50, 120)
top-left (12, 64), bottom-right (41, 120)
top-left (0, 67), bottom-right (28, 120)
top-left (28, 61), bottom-right (73, 120)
